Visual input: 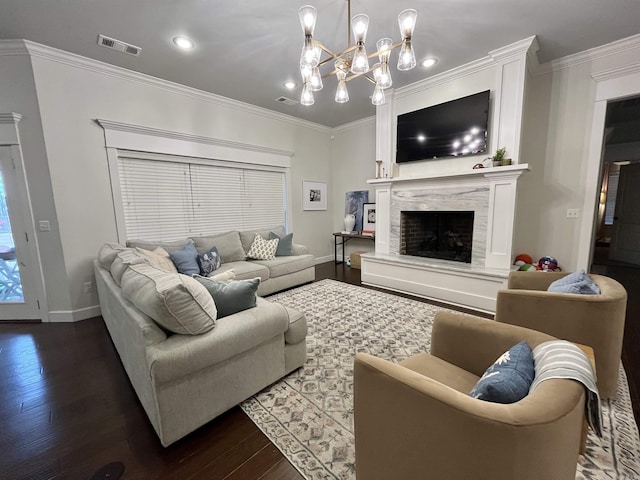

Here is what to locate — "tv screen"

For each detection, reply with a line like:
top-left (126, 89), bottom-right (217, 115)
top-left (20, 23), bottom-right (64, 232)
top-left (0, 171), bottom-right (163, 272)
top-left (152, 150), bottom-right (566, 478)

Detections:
top-left (396, 90), bottom-right (490, 163)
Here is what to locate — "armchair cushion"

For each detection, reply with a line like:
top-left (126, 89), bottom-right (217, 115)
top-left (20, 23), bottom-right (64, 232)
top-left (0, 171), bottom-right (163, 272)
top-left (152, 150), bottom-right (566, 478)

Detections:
top-left (469, 341), bottom-right (535, 403)
top-left (548, 269), bottom-right (601, 295)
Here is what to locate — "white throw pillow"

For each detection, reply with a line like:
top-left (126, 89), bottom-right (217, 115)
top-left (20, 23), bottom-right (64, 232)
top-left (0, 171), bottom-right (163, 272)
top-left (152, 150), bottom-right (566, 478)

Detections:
top-left (210, 269), bottom-right (236, 281)
top-left (246, 234), bottom-right (278, 260)
top-left (121, 263), bottom-right (217, 335)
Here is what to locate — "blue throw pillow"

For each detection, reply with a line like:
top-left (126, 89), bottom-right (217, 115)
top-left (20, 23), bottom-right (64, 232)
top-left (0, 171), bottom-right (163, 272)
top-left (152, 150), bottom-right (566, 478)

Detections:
top-left (169, 242), bottom-right (200, 276)
top-left (547, 269), bottom-right (601, 295)
top-left (269, 231), bottom-right (293, 256)
top-left (194, 276), bottom-right (260, 318)
top-left (197, 246), bottom-right (222, 276)
top-left (469, 341), bottom-right (535, 404)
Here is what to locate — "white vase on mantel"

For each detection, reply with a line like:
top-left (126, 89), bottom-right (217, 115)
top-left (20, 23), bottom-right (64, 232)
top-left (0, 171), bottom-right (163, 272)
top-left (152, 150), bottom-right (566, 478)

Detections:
top-left (344, 214), bottom-right (356, 233)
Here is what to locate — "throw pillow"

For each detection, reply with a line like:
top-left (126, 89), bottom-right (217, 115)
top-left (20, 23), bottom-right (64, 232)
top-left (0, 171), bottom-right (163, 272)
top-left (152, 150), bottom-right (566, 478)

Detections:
top-left (136, 247), bottom-right (179, 273)
top-left (269, 231), bottom-right (294, 256)
top-left (121, 263), bottom-right (217, 335)
top-left (169, 243), bottom-right (200, 276)
top-left (547, 269), bottom-right (601, 295)
top-left (247, 234), bottom-right (278, 260)
top-left (469, 341), bottom-right (535, 404)
top-left (197, 246), bottom-right (222, 276)
top-left (191, 231), bottom-right (246, 263)
top-left (194, 276), bottom-right (260, 318)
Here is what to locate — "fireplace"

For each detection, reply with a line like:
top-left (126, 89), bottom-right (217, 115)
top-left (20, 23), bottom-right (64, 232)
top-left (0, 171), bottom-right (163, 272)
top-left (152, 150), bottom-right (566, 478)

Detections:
top-left (400, 211), bottom-right (474, 263)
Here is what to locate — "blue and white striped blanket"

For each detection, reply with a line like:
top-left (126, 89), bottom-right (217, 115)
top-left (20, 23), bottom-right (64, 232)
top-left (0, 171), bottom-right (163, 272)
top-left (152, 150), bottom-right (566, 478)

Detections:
top-left (530, 340), bottom-right (603, 437)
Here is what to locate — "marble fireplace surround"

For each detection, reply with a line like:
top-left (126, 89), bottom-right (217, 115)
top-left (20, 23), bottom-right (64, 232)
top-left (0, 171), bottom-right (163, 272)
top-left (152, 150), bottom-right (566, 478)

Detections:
top-left (361, 164), bottom-right (529, 312)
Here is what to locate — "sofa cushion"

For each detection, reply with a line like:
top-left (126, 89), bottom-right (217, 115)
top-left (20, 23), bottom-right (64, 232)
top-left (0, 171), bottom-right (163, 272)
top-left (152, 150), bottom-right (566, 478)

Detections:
top-left (197, 246), bottom-right (222, 276)
top-left (251, 254), bottom-right (315, 279)
top-left (98, 242), bottom-right (128, 269)
top-left (191, 231), bottom-right (246, 263)
top-left (126, 238), bottom-right (192, 253)
top-left (283, 307), bottom-right (307, 345)
top-left (547, 269), bottom-right (601, 295)
top-left (469, 341), bottom-right (535, 404)
top-left (239, 225), bottom-right (286, 253)
top-left (136, 247), bottom-right (178, 273)
top-left (247, 234), bottom-right (278, 260)
top-left (269, 231), bottom-right (294, 256)
top-left (169, 243), bottom-right (200, 276)
top-left (111, 249), bottom-right (149, 286)
top-left (215, 261), bottom-right (269, 282)
top-left (121, 263), bottom-right (217, 335)
top-left (194, 276), bottom-right (260, 318)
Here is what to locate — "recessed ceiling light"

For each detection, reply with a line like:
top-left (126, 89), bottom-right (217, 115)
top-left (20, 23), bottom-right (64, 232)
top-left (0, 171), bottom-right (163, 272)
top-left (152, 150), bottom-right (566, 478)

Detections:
top-left (173, 36), bottom-right (194, 50)
top-left (420, 57), bottom-right (438, 68)
top-left (283, 81), bottom-right (297, 90)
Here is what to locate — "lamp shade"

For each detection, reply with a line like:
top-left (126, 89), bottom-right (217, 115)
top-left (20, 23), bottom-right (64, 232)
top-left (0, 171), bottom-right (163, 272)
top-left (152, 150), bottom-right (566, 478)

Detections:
top-left (298, 5), bottom-right (317, 36)
top-left (398, 9), bottom-right (417, 39)
top-left (397, 38), bottom-right (416, 71)
top-left (373, 62), bottom-right (392, 89)
top-left (376, 38), bottom-right (393, 63)
top-left (372, 83), bottom-right (385, 105)
top-left (301, 82), bottom-right (315, 106)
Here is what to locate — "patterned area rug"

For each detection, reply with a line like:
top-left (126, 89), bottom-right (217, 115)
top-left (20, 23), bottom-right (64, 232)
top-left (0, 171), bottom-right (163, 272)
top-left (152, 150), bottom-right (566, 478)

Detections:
top-left (241, 279), bottom-right (640, 480)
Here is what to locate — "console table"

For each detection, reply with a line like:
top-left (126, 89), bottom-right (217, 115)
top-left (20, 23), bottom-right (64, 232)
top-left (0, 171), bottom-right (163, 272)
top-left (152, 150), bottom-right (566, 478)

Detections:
top-left (333, 232), bottom-right (375, 265)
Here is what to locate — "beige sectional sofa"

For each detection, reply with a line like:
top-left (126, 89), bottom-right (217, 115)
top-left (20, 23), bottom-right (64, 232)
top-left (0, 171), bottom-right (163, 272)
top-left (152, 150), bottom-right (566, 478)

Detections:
top-left (94, 228), bottom-right (311, 446)
top-left (127, 225), bottom-right (315, 296)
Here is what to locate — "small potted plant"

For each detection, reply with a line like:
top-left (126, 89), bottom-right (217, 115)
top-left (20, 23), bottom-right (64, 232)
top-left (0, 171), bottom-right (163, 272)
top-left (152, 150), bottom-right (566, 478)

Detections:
top-left (492, 147), bottom-right (508, 167)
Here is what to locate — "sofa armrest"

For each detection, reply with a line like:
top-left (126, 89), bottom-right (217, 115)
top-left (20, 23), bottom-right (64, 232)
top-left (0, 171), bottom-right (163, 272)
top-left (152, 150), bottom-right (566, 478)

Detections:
top-left (507, 271), bottom-right (568, 290)
top-left (291, 243), bottom-right (309, 255)
top-left (430, 311), bottom-right (554, 377)
top-left (147, 298), bottom-right (289, 384)
top-left (354, 352), bottom-right (584, 480)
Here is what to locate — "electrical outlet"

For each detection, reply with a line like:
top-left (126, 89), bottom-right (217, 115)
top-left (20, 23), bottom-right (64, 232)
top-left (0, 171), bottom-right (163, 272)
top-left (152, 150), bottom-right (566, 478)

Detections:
top-left (83, 281), bottom-right (93, 293)
top-left (566, 208), bottom-right (580, 219)
top-left (38, 220), bottom-right (51, 232)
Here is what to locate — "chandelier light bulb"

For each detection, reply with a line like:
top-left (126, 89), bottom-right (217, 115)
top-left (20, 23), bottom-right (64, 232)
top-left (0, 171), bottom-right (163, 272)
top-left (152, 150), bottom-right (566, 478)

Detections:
top-left (351, 44), bottom-right (369, 74)
top-left (373, 62), bottom-right (392, 89)
top-left (351, 14), bottom-right (369, 43)
top-left (300, 39), bottom-right (320, 68)
top-left (372, 83), bottom-right (385, 106)
top-left (301, 82), bottom-right (315, 106)
top-left (397, 39), bottom-right (416, 71)
top-left (335, 80), bottom-right (349, 103)
top-left (398, 9), bottom-right (417, 38)
top-left (298, 5), bottom-right (318, 36)
top-left (309, 66), bottom-right (323, 91)
top-left (376, 38), bottom-right (393, 63)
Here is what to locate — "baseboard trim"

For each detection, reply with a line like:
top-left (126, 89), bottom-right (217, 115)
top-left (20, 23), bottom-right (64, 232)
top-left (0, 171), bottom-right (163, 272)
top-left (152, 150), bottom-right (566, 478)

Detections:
top-left (48, 305), bottom-right (102, 323)
top-left (315, 255), bottom-right (333, 265)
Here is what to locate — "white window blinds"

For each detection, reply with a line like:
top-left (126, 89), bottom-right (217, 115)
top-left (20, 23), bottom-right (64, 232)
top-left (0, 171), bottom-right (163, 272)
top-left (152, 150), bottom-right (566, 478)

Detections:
top-left (117, 155), bottom-right (286, 241)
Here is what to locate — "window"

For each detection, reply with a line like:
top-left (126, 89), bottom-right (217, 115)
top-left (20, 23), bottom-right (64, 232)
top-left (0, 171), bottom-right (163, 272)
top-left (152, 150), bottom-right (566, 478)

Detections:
top-left (117, 154), bottom-right (287, 240)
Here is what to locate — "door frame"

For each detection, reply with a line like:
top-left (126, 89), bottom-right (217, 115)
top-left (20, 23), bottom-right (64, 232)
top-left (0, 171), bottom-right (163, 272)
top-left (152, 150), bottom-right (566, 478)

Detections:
top-left (577, 67), bottom-right (640, 269)
top-left (0, 113), bottom-right (47, 321)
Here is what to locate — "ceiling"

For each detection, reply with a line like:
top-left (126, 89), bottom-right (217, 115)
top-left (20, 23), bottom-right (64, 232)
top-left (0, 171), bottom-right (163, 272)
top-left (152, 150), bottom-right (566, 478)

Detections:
top-left (1, 0), bottom-right (640, 127)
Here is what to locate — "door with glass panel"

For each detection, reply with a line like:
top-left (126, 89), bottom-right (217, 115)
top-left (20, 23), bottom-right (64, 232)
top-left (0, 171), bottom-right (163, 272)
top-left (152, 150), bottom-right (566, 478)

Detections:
top-left (0, 148), bottom-right (40, 319)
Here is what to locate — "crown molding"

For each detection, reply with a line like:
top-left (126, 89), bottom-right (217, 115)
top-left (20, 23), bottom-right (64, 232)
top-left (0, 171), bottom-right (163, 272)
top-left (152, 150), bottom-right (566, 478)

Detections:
top-left (591, 62), bottom-right (640, 83)
top-left (332, 115), bottom-right (375, 135)
top-left (396, 37), bottom-right (538, 100)
top-left (1, 39), bottom-right (333, 134)
top-left (536, 33), bottom-right (640, 75)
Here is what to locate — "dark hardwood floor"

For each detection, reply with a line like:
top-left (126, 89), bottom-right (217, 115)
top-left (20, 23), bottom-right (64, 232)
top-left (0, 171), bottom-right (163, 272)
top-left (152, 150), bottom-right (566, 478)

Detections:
top-left (0, 260), bottom-right (638, 479)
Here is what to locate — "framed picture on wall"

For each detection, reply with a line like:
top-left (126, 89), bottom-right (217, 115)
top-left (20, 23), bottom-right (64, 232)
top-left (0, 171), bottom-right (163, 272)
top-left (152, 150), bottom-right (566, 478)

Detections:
top-left (303, 181), bottom-right (327, 211)
top-left (362, 202), bottom-right (376, 233)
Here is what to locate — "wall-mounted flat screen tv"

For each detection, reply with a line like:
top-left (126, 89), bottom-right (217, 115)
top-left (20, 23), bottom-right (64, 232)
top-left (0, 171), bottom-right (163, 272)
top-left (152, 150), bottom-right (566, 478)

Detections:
top-left (396, 90), bottom-right (491, 163)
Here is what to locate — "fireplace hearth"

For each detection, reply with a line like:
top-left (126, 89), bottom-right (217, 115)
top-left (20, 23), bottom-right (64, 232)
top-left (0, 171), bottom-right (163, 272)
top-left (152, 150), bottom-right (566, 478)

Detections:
top-left (400, 211), bottom-right (474, 263)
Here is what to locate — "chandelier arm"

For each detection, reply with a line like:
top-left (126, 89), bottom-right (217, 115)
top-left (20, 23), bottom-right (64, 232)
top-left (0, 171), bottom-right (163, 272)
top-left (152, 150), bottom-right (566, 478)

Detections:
top-left (367, 41), bottom-right (403, 60)
top-left (344, 72), bottom-right (376, 84)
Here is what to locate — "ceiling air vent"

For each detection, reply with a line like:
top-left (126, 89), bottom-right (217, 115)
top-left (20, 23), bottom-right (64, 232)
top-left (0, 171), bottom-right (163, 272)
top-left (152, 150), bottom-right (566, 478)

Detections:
top-left (275, 96), bottom-right (298, 106)
top-left (97, 34), bottom-right (141, 56)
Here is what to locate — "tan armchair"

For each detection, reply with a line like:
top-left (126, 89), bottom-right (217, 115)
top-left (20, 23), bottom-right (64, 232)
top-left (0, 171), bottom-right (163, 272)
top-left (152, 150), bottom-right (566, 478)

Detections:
top-left (354, 311), bottom-right (585, 480)
top-left (495, 271), bottom-right (627, 398)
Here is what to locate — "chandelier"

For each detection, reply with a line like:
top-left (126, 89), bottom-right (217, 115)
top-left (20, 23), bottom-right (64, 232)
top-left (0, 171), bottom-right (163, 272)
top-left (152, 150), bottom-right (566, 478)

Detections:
top-left (297, 0), bottom-right (417, 106)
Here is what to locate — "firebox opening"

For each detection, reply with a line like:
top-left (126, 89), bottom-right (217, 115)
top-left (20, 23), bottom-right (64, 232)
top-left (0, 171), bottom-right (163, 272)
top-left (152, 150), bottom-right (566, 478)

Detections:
top-left (400, 210), bottom-right (474, 263)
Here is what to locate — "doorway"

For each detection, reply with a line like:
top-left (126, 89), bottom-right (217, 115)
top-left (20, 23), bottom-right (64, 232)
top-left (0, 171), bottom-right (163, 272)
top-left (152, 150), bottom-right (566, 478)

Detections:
top-left (592, 96), bottom-right (640, 270)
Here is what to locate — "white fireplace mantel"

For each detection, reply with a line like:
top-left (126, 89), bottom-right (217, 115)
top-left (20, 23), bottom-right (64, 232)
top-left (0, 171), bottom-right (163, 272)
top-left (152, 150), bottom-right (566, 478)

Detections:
top-left (361, 164), bottom-right (530, 312)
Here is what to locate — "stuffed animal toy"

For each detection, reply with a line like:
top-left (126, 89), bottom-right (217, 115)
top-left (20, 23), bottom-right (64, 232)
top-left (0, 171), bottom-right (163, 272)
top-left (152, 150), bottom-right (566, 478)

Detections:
top-left (538, 256), bottom-right (559, 271)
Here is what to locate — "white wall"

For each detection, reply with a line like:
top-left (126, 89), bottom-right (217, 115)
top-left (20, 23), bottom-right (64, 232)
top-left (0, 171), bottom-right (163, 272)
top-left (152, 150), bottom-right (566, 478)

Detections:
top-left (331, 118), bottom-right (377, 259)
top-left (515, 39), bottom-right (640, 270)
top-left (1, 41), bottom-right (334, 318)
